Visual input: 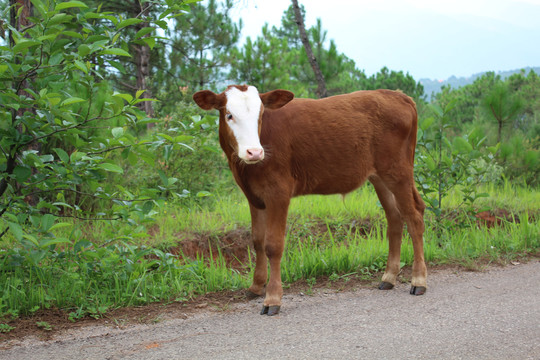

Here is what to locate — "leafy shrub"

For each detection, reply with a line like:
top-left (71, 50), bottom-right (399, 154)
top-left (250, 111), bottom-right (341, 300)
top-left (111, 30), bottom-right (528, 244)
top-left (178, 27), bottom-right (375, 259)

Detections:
top-left (415, 101), bottom-right (496, 229)
top-left (498, 136), bottom-right (539, 186)
top-left (0, 1), bottom-right (194, 246)
top-left (115, 102), bottom-right (235, 200)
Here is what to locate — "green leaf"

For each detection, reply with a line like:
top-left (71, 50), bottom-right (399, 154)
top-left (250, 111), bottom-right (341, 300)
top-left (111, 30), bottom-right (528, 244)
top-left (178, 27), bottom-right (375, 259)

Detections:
top-left (54, 1), bottom-right (89, 10)
top-left (420, 117), bottom-right (435, 131)
top-left (0, 65), bottom-right (8, 74)
top-left (116, 18), bottom-right (143, 30)
top-left (8, 222), bottom-right (23, 241)
top-left (52, 202), bottom-right (74, 209)
top-left (135, 89), bottom-right (146, 99)
top-left (196, 191), bottom-right (213, 198)
top-left (160, 133), bottom-right (174, 142)
top-left (38, 33), bottom-right (59, 42)
top-left (98, 163), bottom-right (124, 173)
top-left (487, 145), bottom-right (500, 155)
top-left (48, 13), bottom-right (72, 25)
top-left (12, 40), bottom-right (42, 53)
top-left (134, 27), bottom-right (155, 39)
top-left (142, 37), bottom-right (156, 49)
top-left (13, 166), bottom-right (32, 182)
top-left (63, 30), bottom-right (83, 39)
top-left (70, 151), bottom-right (85, 162)
top-left (444, 98), bottom-right (458, 113)
top-left (430, 104), bottom-right (443, 118)
top-left (174, 135), bottom-right (194, 143)
top-left (39, 238), bottom-right (72, 249)
top-left (453, 137), bottom-right (473, 154)
top-left (155, 20), bottom-right (168, 30)
top-left (113, 92), bottom-right (133, 103)
top-left (107, 60), bottom-right (127, 74)
top-left (30, 0), bottom-right (46, 15)
top-left (22, 234), bottom-right (39, 246)
top-left (78, 44), bottom-right (91, 57)
top-left (142, 201), bottom-right (154, 214)
top-left (127, 151), bottom-right (138, 166)
top-left (48, 222), bottom-right (72, 232)
top-left (73, 60), bottom-right (88, 74)
top-left (102, 48), bottom-right (131, 57)
top-left (41, 214), bottom-right (56, 232)
top-left (133, 98), bottom-right (158, 105)
top-left (54, 148), bottom-right (69, 163)
top-left (61, 97), bottom-right (86, 106)
top-left (112, 127), bottom-right (124, 139)
top-left (158, 170), bottom-right (168, 186)
top-left (425, 157), bottom-right (436, 171)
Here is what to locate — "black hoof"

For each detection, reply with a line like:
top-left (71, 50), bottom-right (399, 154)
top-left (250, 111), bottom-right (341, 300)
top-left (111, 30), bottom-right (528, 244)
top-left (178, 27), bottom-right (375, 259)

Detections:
top-left (260, 305), bottom-right (280, 316)
top-left (410, 286), bottom-right (427, 296)
top-left (246, 290), bottom-right (262, 300)
top-left (378, 281), bottom-right (394, 290)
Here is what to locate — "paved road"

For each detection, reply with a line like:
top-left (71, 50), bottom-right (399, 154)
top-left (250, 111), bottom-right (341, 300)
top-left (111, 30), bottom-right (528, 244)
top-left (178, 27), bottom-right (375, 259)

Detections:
top-left (1, 260), bottom-right (539, 360)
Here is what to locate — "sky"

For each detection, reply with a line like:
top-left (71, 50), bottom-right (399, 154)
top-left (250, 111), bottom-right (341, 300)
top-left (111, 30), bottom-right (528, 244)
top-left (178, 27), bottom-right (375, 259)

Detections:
top-left (228, 0), bottom-right (540, 80)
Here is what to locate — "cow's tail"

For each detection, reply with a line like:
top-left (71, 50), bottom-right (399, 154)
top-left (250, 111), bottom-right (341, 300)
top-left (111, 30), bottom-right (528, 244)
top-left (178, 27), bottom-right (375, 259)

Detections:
top-left (404, 96), bottom-right (426, 215)
top-left (404, 95), bottom-right (419, 166)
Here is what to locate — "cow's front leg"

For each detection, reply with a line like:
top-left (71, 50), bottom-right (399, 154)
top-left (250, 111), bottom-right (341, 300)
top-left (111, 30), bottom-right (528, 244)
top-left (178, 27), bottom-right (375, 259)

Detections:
top-left (260, 198), bottom-right (290, 316)
top-left (247, 204), bottom-right (267, 298)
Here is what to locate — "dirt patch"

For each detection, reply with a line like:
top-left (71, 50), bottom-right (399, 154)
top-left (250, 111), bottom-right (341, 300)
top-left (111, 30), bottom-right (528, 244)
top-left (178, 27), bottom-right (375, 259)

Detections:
top-left (475, 209), bottom-right (519, 228)
top-left (167, 229), bottom-right (253, 270)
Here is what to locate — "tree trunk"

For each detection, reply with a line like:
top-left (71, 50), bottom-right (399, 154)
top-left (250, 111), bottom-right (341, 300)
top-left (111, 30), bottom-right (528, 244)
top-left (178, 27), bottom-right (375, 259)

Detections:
top-left (291, 0), bottom-right (328, 98)
top-left (10, 0), bottom-right (32, 45)
top-left (134, 35), bottom-right (154, 118)
top-left (133, 2), bottom-right (155, 123)
top-left (7, 0), bottom-right (39, 206)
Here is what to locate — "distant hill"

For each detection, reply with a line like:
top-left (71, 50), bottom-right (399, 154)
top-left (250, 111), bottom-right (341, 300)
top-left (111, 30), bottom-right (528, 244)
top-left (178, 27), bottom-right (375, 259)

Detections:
top-left (419, 67), bottom-right (540, 100)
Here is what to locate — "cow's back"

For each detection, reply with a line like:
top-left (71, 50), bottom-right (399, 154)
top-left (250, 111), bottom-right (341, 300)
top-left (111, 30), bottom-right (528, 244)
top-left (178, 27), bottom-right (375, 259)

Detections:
top-left (260, 90), bottom-right (418, 196)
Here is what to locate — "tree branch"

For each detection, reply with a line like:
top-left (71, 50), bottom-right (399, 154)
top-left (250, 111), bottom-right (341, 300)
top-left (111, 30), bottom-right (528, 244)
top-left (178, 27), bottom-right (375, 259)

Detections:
top-left (25, 187), bottom-right (154, 203)
top-left (291, 0), bottom-right (327, 98)
top-left (16, 114), bottom-right (118, 152)
top-left (55, 213), bottom-right (122, 221)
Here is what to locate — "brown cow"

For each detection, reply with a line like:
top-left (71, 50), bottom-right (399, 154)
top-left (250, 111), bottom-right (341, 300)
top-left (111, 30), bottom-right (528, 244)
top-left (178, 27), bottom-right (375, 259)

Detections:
top-left (193, 85), bottom-right (427, 316)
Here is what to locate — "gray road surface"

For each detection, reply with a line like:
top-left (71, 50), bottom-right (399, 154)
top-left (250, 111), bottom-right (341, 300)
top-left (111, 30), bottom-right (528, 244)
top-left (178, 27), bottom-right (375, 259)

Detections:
top-left (1, 260), bottom-right (539, 360)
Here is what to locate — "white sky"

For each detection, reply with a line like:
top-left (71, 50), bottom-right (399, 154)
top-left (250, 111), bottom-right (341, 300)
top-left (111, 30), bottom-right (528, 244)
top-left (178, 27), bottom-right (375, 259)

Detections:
top-left (228, 0), bottom-right (540, 80)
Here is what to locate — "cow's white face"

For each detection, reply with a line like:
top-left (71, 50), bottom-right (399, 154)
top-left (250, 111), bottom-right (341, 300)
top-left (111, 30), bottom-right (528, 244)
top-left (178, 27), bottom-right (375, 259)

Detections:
top-left (225, 86), bottom-right (264, 164)
top-left (193, 85), bottom-right (294, 165)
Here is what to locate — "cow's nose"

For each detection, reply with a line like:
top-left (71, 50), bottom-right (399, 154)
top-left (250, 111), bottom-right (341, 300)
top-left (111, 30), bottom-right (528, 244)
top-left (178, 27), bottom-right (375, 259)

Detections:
top-left (246, 148), bottom-right (264, 162)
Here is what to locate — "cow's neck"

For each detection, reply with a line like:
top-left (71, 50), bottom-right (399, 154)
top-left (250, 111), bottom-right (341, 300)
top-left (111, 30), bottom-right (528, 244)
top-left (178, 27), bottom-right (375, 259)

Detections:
top-left (218, 128), bottom-right (266, 210)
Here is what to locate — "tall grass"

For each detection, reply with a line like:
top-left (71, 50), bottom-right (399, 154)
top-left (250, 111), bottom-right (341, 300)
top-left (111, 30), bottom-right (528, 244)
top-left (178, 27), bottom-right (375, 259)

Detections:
top-left (0, 183), bottom-right (538, 320)
top-left (0, 243), bottom-right (248, 320)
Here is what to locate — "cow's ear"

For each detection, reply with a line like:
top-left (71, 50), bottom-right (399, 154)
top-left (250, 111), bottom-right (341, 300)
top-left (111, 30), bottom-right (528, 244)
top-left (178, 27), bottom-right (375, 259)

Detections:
top-left (193, 90), bottom-right (225, 110)
top-left (260, 90), bottom-right (294, 110)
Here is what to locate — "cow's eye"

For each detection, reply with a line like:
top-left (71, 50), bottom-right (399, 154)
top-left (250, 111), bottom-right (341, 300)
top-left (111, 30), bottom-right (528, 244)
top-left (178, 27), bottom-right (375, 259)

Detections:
top-left (226, 114), bottom-right (233, 121)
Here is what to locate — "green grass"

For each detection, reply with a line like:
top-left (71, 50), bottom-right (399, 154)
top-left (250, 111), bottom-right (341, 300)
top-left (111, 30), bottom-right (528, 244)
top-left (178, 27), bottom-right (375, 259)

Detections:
top-left (0, 183), bottom-right (539, 321)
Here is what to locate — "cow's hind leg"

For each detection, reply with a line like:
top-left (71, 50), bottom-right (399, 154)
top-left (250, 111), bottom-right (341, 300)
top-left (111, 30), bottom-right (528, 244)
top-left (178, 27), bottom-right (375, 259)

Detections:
top-left (408, 186), bottom-right (427, 295)
top-left (247, 204), bottom-right (267, 298)
top-left (386, 180), bottom-right (427, 295)
top-left (369, 176), bottom-right (404, 290)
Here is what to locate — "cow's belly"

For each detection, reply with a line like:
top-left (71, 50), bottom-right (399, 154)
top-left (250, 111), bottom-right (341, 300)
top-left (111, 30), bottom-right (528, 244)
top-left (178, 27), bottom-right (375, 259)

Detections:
top-left (292, 164), bottom-right (373, 197)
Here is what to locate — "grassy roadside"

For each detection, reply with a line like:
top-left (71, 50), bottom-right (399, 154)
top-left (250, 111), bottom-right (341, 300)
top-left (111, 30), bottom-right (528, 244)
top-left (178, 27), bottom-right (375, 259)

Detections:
top-left (0, 183), bottom-right (539, 328)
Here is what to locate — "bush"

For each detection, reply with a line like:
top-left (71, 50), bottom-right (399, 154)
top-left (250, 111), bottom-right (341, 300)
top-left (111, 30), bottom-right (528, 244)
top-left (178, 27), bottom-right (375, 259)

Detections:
top-left (113, 100), bottom-right (236, 202)
top-left (0, 1), bottom-right (193, 249)
top-left (498, 136), bottom-right (539, 186)
top-left (415, 102), bottom-right (495, 229)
